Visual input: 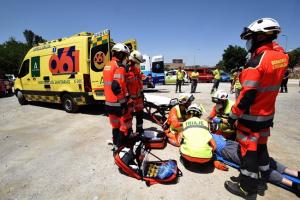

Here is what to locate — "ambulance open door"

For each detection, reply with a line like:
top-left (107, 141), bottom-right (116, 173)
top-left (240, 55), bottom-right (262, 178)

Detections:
top-left (123, 39), bottom-right (138, 52)
top-left (89, 29), bottom-right (111, 100)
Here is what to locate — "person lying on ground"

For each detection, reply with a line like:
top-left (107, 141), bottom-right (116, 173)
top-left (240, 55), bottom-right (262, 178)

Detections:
top-left (212, 133), bottom-right (300, 194)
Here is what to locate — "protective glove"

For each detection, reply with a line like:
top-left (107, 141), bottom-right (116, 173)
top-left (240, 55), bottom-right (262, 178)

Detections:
top-left (212, 117), bottom-right (222, 124)
top-left (121, 102), bottom-right (128, 115)
top-left (111, 80), bottom-right (121, 96)
top-left (214, 160), bottom-right (229, 171)
top-left (227, 115), bottom-right (236, 128)
top-left (162, 122), bottom-right (170, 131)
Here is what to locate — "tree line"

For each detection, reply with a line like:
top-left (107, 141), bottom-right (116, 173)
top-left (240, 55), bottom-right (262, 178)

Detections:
top-left (0, 30), bottom-right (46, 75)
top-left (217, 45), bottom-right (300, 73)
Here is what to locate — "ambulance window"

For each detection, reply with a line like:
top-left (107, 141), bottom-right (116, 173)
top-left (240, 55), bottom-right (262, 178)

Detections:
top-left (18, 59), bottom-right (29, 78)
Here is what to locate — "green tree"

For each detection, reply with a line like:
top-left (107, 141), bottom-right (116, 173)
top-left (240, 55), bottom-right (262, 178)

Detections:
top-left (23, 29), bottom-right (46, 47)
top-left (0, 30), bottom-right (46, 75)
top-left (221, 45), bottom-right (248, 72)
top-left (288, 48), bottom-right (300, 69)
top-left (0, 37), bottom-right (29, 75)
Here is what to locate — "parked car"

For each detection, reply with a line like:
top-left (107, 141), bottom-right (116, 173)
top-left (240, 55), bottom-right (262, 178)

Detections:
top-left (0, 73), bottom-right (13, 96)
top-left (195, 68), bottom-right (214, 83)
top-left (142, 73), bottom-right (155, 89)
top-left (5, 74), bottom-right (16, 83)
top-left (220, 71), bottom-right (231, 82)
top-left (164, 70), bottom-right (189, 84)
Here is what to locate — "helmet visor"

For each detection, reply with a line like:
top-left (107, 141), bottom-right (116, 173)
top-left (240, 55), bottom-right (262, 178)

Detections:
top-left (240, 27), bottom-right (253, 40)
top-left (212, 97), bottom-right (225, 104)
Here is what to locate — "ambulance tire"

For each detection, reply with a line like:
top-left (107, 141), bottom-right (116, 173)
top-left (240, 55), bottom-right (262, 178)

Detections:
top-left (62, 94), bottom-right (78, 113)
top-left (16, 90), bottom-right (28, 105)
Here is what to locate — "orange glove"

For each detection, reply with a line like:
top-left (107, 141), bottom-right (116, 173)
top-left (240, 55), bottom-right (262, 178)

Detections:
top-left (214, 160), bottom-right (229, 171)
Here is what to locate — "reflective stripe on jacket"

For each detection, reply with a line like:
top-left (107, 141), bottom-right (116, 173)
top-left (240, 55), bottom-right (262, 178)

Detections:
top-left (176, 71), bottom-right (184, 80)
top-left (231, 42), bottom-right (289, 130)
top-left (180, 117), bottom-right (212, 159)
top-left (233, 72), bottom-right (242, 89)
top-left (217, 100), bottom-right (235, 134)
top-left (126, 64), bottom-right (143, 99)
top-left (103, 57), bottom-right (127, 112)
top-left (167, 105), bottom-right (183, 133)
top-left (213, 69), bottom-right (221, 80)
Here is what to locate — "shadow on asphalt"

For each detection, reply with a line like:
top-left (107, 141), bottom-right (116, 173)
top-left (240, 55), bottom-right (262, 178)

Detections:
top-left (28, 101), bottom-right (106, 116)
top-left (179, 156), bottom-right (215, 174)
top-left (0, 93), bottom-right (14, 98)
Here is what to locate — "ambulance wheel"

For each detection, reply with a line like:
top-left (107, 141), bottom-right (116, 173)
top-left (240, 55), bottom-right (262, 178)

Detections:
top-left (62, 94), bottom-right (78, 113)
top-left (16, 90), bottom-right (28, 105)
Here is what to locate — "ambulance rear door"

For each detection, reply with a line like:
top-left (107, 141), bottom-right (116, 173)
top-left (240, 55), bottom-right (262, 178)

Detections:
top-left (89, 29), bottom-right (111, 100)
top-left (123, 39), bottom-right (137, 52)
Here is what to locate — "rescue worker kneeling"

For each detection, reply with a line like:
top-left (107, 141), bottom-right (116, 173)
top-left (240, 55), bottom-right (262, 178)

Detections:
top-left (164, 94), bottom-right (194, 147)
top-left (179, 104), bottom-right (228, 171)
top-left (207, 90), bottom-right (236, 140)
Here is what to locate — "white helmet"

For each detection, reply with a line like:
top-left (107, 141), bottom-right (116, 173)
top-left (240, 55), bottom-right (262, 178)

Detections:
top-left (212, 90), bottom-right (228, 104)
top-left (241, 18), bottom-right (281, 40)
top-left (178, 93), bottom-right (195, 105)
top-left (187, 103), bottom-right (204, 117)
top-left (112, 43), bottom-right (130, 54)
top-left (129, 50), bottom-right (145, 64)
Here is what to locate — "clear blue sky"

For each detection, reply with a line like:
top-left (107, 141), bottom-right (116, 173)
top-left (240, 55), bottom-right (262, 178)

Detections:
top-left (1, 0), bottom-right (299, 66)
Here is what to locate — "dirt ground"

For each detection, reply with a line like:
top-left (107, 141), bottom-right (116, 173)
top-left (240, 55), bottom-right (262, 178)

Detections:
top-left (0, 80), bottom-right (299, 200)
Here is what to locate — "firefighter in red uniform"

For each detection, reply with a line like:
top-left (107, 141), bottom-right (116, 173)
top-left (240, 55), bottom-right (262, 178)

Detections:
top-left (126, 50), bottom-right (145, 136)
top-left (103, 43), bottom-right (130, 149)
top-left (224, 18), bottom-right (289, 199)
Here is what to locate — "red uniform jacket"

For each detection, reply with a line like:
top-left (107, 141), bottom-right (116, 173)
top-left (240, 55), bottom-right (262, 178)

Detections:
top-left (103, 57), bottom-right (128, 114)
top-left (126, 64), bottom-right (143, 99)
top-left (230, 42), bottom-right (289, 131)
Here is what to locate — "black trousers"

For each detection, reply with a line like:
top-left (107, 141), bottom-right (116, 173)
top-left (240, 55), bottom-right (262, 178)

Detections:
top-left (191, 79), bottom-right (197, 93)
top-left (280, 78), bottom-right (288, 92)
top-left (211, 79), bottom-right (220, 92)
top-left (176, 80), bottom-right (182, 92)
top-left (240, 144), bottom-right (270, 193)
top-left (135, 110), bottom-right (143, 132)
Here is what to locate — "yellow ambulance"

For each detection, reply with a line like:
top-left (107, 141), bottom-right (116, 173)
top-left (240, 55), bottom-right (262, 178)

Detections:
top-left (14, 29), bottom-right (137, 112)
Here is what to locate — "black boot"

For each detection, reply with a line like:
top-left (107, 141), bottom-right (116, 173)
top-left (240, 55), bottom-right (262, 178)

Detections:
top-left (257, 180), bottom-right (267, 196)
top-left (224, 181), bottom-right (257, 200)
top-left (230, 175), bottom-right (241, 183)
top-left (136, 127), bottom-right (144, 137)
top-left (292, 182), bottom-right (300, 197)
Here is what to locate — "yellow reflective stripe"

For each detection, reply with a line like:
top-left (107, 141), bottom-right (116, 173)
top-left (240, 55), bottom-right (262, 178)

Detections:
top-left (259, 164), bottom-right (270, 171)
top-left (249, 136), bottom-right (257, 142)
top-left (229, 112), bottom-right (238, 120)
top-left (241, 169), bottom-right (258, 179)
top-left (136, 124), bottom-right (143, 128)
top-left (105, 102), bottom-right (121, 107)
top-left (119, 98), bottom-right (126, 103)
top-left (236, 133), bottom-right (257, 142)
top-left (111, 119), bottom-right (120, 123)
top-left (243, 80), bottom-right (259, 87)
top-left (183, 125), bottom-right (208, 131)
top-left (240, 114), bottom-right (274, 122)
top-left (104, 81), bottom-right (112, 85)
top-left (257, 85), bottom-right (281, 92)
top-left (260, 130), bottom-right (270, 137)
top-left (236, 133), bottom-right (247, 141)
top-left (114, 74), bottom-right (124, 79)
